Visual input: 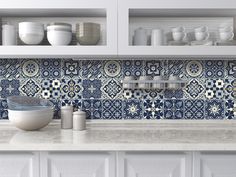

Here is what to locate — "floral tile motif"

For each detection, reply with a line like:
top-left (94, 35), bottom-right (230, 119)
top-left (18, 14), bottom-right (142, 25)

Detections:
top-left (205, 79), bottom-right (224, 99)
top-left (82, 60), bottom-right (102, 78)
top-left (122, 60), bottom-right (144, 77)
top-left (61, 78), bottom-right (82, 100)
top-left (144, 60), bottom-right (163, 77)
top-left (143, 99), bottom-right (163, 119)
top-left (225, 99), bottom-right (236, 119)
top-left (21, 59), bottom-right (40, 78)
top-left (41, 59), bottom-right (61, 78)
top-left (41, 79), bottom-right (61, 99)
top-left (82, 79), bottom-right (101, 99)
top-left (20, 79), bottom-right (41, 97)
top-left (123, 60), bottom-right (133, 76)
top-left (62, 59), bottom-right (80, 78)
top-left (0, 59), bottom-right (20, 78)
top-left (123, 89), bottom-right (143, 99)
top-left (205, 99), bottom-right (224, 119)
top-left (225, 78), bottom-right (236, 99)
top-left (102, 79), bottom-right (122, 99)
top-left (164, 99), bottom-right (184, 119)
top-left (164, 89), bottom-right (183, 99)
top-left (167, 60), bottom-right (184, 77)
top-left (102, 99), bottom-right (122, 119)
top-left (184, 79), bottom-right (205, 99)
top-left (184, 99), bottom-right (204, 119)
top-left (226, 61), bottom-right (236, 77)
top-left (82, 99), bottom-right (102, 119)
top-left (184, 60), bottom-right (204, 78)
top-left (0, 99), bottom-right (8, 119)
top-left (61, 99), bottom-right (82, 109)
top-left (205, 60), bottom-right (225, 78)
top-left (123, 99), bottom-right (143, 119)
top-left (143, 89), bottom-right (163, 100)
top-left (0, 79), bottom-right (20, 98)
top-left (103, 60), bottom-right (122, 78)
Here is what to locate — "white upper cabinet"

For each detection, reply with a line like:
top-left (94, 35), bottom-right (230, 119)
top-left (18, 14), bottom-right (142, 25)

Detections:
top-left (40, 152), bottom-right (116, 177)
top-left (194, 152), bottom-right (236, 177)
top-left (118, 152), bottom-right (192, 177)
top-left (0, 152), bottom-right (39, 177)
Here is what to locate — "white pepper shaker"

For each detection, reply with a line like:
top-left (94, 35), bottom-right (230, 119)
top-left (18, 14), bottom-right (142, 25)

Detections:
top-left (61, 104), bottom-right (73, 129)
top-left (73, 110), bottom-right (86, 131)
top-left (2, 24), bottom-right (16, 45)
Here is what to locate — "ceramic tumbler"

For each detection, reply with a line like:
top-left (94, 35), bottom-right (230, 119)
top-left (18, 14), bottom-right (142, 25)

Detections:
top-left (133, 27), bottom-right (148, 45)
top-left (61, 104), bottom-right (73, 129)
top-left (2, 24), bottom-right (16, 45)
top-left (151, 29), bottom-right (163, 46)
top-left (73, 110), bottom-right (86, 131)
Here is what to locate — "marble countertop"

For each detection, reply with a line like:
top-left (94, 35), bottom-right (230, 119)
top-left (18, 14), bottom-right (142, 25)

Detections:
top-left (1, 120), bottom-right (236, 151)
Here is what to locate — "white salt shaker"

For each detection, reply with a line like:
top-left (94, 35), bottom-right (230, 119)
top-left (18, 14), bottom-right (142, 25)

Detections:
top-left (73, 110), bottom-right (86, 131)
top-left (2, 24), bottom-right (16, 45)
top-left (61, 104), bottom-right (73, 129)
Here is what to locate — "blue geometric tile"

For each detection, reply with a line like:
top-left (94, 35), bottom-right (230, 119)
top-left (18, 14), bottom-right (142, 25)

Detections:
top-left (164, 89), bottom-right (183, 99)
top-left (61, 78), bottom-right (82, 100)
top-left (226, 61), bottom-right (236, 77)
top-left (102, 99), bottom-right (122, 119)
top-left (102, 79), bottom-right (122, 99)
top-left (225, 99), bottom-right (236, 119)
top-left (123, 89), bottom-right (143, 99)
top-left (133, 60), bottom-right (144, 77)
top-left (49, 99), bottom-right (61, 119)
top-left (143, 99), bottom-right (163, 119)
top-left (167, 60), bottom-right (184, 77)
top-left (82, 99), bottom-right (102, 119)
top-left (20, 79), bottom-right (41, 97)
top-left (0, 99), bottom-right (8, 119)
top-left (144, 60), bottom-right (163, 77)
top-left (123, 99), bottom-right (143, 119)
top-left (21, 59), bottom-right (40, 78)
top-left (41, 79), bottom-right (61, 99)
top-left (184, 60), bottom-right (204, 78)
top-left (225, 78), bottom-right (236, 99)
top-left (184, 79), bottom-right (205, 99)
top-left (184, 99), bottom-right (204, 119)
top-left (0, 59), bottom-right (20, 78)
top-left (82, 60), bottom-right (102, 78)
top-left (143, 89), bottom-right (163, 100)
top-left (61, 99), bottom-right (82, 109)
top-left (41, 59), bottom-right (61, 78)
top-left (205, 79), bottom-right (224, 99)
top-left (82, 79), bottom-right (101, 99)
top-left (103, 60), bottom-right (122, 78)
top-left (0, 79), bottom-right (20, 98)
top-left (62, 59), bottom-right (80, 78)
top-left (205, 60), bottom-right (225, 78)
top-left (122, 60), bottom-right (144, 77)
top-left (205, 99), bottom-right (224, 119)
top-left (164, 99), bottom-right (184, 119)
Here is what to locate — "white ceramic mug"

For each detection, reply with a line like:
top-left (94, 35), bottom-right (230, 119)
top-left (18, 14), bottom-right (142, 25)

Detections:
top-left (195, 26), bottom-right (208, 33)
top-left (151, 29), bottom-right (163, 46)
top-left (219, 32), bottom-right (234, 41)
top-left (219, 26), bottom-right (233, 33)
top-left (2, 24), bottom-right (16, 45)
top-left (195, 32), bottom-right (209, 41)
top-left (172, 26), bottom-right (185, 33)
top-left (133, 27), bottom-right (148, 45)
top-left (172, 31), bottom-right (186, 41)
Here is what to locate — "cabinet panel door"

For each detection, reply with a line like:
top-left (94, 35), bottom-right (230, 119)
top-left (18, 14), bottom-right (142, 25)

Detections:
top-left (41, 152), bottom-right (116, 177)
top-left (194, 152), bottom-right (236, 177)
top-left (0, 152), bottom-right (39, 177)
top-left (118, 152), bottom-right (192, 177)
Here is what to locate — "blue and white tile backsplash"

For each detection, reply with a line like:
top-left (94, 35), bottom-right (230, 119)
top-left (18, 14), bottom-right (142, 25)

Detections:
top-left (0, 59), bottom-right (235, 120)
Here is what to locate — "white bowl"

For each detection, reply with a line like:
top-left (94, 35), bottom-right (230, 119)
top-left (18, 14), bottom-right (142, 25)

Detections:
top-left (47, 30), bottom-right (72, 46)
top-left (47, 23), bottom-right (72, 32)
top-left (8, 108), bottom-right (53, 131)
top-left (19, 33), bottom-right (44, 45)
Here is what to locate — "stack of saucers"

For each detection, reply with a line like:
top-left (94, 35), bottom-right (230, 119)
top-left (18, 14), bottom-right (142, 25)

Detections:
top-left (47, 22), bottom-right (72, 46)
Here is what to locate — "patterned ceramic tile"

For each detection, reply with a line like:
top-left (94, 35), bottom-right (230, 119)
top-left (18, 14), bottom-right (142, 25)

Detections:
top-left (167, 60), bottom-right (184, 77)
top-left (0, 59), bottom-right (20, 78)
top-left (205, 79), bottom-right (225, 99)
top-left (143, 89), bottom-right (163, 100)
top-left (61, 78), bottom-right (82, 100)
top-left (20, 79), bottom-right (41, 97)
top-left (102, 79), bottom-right (122, 99)
top-left (0, 99), bottom-right (8, 119)
top-left (144, 60), bottom-right (163, 77)
top-left (82, 99), bottom-right (102, 119)
top-left (123, 89), bottom-right (143, 99)
top-left (103, 60), bottom-right (122, 78)
top-left (184, 99), bottom-right (204, 119)
top-left (184, 60), bottom-right (204, 78)
top-left (82, 79), bottom-right (101, 99)
top-left (225, 99), bottom-right (236, 119)
top-left (143, 99), bottom-right (163, 119)
top-left (226, 61), bottom-right (236, 77)
top-left (62, 59), bottom-right (80, 78)
top-left (41, 79), bottom-right (61, 99)
top-left (164, 89), bottom-right (183, 99)
top-left (205, 60), bottom-right (225, 78)
top-left (184, 79), bottom-right (205, 99)
top-left (49, 99), bottom-right (61, 119)
top-left (102, 99), bottom-right (122, 119)
top-left (61, 99), bottom-right (82, 109)
top-left (0, 79), bottom-right (20, 98)
top-left (205, 99), bottom-right (224, 119)
top-left (81, 60), bottom-right (102, 78)
top-left (164, 99), bottom-right (184, 119)
top-left (41, 59), bottom-right (61, 78)
top-left (122, 60), bottom-right (144, 77)
top-left (225, 78), bottom-right (236, 99)
top-left (123, 99), bottom-right (143, 119)
top-left (21, 59), bottom-right (40, 78)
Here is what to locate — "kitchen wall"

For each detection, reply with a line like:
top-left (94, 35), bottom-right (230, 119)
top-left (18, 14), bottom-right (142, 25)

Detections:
top-left (0, 59), bottom-right (235, 119)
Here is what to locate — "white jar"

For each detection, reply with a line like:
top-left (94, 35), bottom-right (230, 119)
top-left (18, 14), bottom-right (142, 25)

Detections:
top-left (2, 24), bottom-right (16, 45)
top-left (151, 29), bottom-right (163, 46)
top-left (61, 104), bottom-right (73, 129)
top-left (133, 27), bottom-right (148, 45)
top-left (73, 110), bottom-right (86, 131)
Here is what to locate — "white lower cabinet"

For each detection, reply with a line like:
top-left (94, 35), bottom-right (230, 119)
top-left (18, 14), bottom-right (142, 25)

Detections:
top-left (118, 152), bottom-right (192, 177)
top-left (194, 152), bottom-right (236, 177)
top-left (0, 152), bottom-right (39, 177)
top-left (40, 152), bottom-right (116, 177)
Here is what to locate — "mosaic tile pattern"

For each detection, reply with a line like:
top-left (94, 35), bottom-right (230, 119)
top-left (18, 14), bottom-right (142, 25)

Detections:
top-left (0, 59), bottom-right (235, 120)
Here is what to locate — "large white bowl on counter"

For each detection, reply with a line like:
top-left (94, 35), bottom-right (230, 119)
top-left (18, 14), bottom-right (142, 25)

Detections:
top-left (8, 108), bottom-right (53, 131)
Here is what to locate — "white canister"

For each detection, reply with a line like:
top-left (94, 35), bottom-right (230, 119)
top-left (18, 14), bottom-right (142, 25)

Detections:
top-left (151, 29), bottom-right (163, 46)
top-left (61, 104), bottom-right (73, 129)
top-left (133, 27), bottom-right (148, 45)
top-left (73, 110), bottom-right (86, 131)
top-left (2, 24), bottom-right (16, 45)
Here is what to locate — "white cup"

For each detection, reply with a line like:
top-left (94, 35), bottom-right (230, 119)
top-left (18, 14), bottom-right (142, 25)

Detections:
top-left (152, 76), bottom-right (165, 90)
top-left (138, 76), bottom-right (151, 89)
top-left (133, 27), bottom-right (148, 45)
top-left (172, 26), bottom-right (185, 33)
top-left (195, 26), bottom-right (208, 33)
top-left (2, 24), bottom-right (16, 45)
top-left (168, 75), bottom-right (181, 90)
top-left (219, 32), bottom-right (234, 41)
top-left (219, 26), bottom-right (233, 33)
top-left (151, 29), bottom-right (163, 46)
top-left (172, 32), bottom-right (186, 41)
top-left (123, 76), bottom-right (136, 89)
top-left (195, 32), bottom-right (209, 41)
